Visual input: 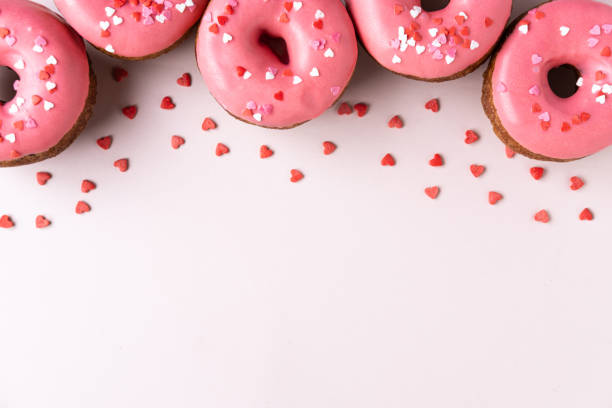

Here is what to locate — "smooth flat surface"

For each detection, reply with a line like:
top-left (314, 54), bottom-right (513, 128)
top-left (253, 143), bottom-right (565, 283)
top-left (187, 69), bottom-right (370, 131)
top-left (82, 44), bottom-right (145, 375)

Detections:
top-left (1, 1), bottom-right (612, 406)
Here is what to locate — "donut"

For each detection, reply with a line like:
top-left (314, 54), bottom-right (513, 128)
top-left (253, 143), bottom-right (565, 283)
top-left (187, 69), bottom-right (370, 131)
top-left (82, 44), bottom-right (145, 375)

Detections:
top-left (0, 0), bottom-right (96, 167)
top-left (483, 0), bottom-right (612, 161)
top-left (54, 0), bottom-right (207, 60)
top-left (195, 0), bottom-right (358, 128)
top-left (345, 0), bottom-right (512, 81)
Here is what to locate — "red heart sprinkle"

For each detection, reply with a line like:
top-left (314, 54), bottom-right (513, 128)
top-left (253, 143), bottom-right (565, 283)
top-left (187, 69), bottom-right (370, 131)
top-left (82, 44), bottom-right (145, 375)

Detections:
top-left (278, 12), bottom-right (289, 23)
top-left (177, 73), bottom-right (192, 87)
top-left (283, 2), bottom-right (292, 11)
top-left (160, 96), bottom-right (175, 110)
top-left (122, 105), bottom-right (137, 119)
top-left (505, 146), bottom-right (516, 158)
top-left (394, 4), bottom-right (404, 15)
top-left (323, 141), bottom-right (337, 155)
top-left (290, 169), bottom-right (304, 183)
top-left (532, 103), bottom-right (542, 113)
top-left (425, 186), bottom-right (440, 199)
top-left (570, 176), bottom-right (584, 190)
top-left (561, 122), bottom-right (571, 132)
top-left (81, 179), bottom-right (96, 193)
top-left (75, 201), bottom-right (91, 215)
top-left (112, 67), bottom-right (128, 82)
top-left (337, 102), bottom-right (352, 115)
top-left (541, 120), bottom-right (551, 131)
top-left (534, 210), bottom-right (550, 223)
top-left (217, 15), bottom-right (228, 25)
top-left (36, 171), bottom-right (52, 185)
top-left (260, 145), bottom-right (274, 158)
top-left (97, 136), bottom-right (112, 150)
top-left (464, 130), bottom-right (479, 144)
top-left (354, 103), bottom-right (368, 117)
top-left (171, 135), bottom-right (185, 149)
top-left (236, 66), bottom-right (246, 77)
top-left (381, 153), bottom-right (396, 166)
top-left (202, 117), bottom-right (217, 131)
top-left (313, 19), bottom-right (323, 29)
top-left (535, 10), bottom-right (545, 19)
top-left (209, 23), bottom-right (219, 33)
top-left (429, 153), bottom-right (444, 167)
top-left (579, 208), bottom-right (594, 221)
top-left (488, 191), bottom-right (503, 205)
top-left (0, 214), bottom-right (14, 228)
top-left (216, 143), bottom-right (230, 156)
top-left (470, 164), bottom-right (485, 178)
top-left (35, 215), bottom-right (51, 229)
top-left (425, 98), bottom-right (440, 112)
top-left (32, 95), bottom-right (42, 105)
top-left (114, 158), bottom-right (129, 172)
top-left (530, 167), bottom-right (544, 180)
top-left (580, 112), bottom-right (591, 122)
top-left (388, 115), bottom-right (403, 128)
top-left (0, 28), bottom-right (9, 38)
top-left (602, 46), bottom-right (611, 57)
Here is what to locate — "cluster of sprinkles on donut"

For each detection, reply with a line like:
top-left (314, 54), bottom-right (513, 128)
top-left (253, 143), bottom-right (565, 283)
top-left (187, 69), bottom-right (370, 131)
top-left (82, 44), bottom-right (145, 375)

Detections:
top-left (485, 0), bottom-right (612, 161)
top-left (346, 0), bottom-right (512, 81)
top-left (54, 0), bottom-right (207, 59)
top-left (196, 0), bottom-right (358, 128)
top-left (0, 0), bottom-right (93, 167)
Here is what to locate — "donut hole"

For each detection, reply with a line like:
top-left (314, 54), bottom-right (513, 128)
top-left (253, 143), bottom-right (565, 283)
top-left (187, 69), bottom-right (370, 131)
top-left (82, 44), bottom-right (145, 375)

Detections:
top-left (0, 66), bottom-right (19, 104)
top-left (548, 64), bottom-right (581, 98)
top-left (421, 0), bottom-right (451, 12)
top-left (258, 31), bottom-right (290, 65)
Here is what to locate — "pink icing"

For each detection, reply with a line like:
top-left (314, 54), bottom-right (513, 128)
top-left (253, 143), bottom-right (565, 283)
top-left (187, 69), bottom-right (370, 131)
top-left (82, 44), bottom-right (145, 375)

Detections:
top-left (54, 0), bottom-right (207, 58)
top-left (0, 0), bottom-right (90, 162)
top-left (346, 0), bottom-right (511, 80)
top-left (196, 0), bottom-right (358, 128)
top-left (492, 0), bottom-right (612, 159)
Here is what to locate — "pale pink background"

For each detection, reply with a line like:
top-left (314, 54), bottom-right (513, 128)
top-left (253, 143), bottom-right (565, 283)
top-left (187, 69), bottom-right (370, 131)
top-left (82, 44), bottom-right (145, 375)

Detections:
top-left (1, 0), bottom-right (612, 406)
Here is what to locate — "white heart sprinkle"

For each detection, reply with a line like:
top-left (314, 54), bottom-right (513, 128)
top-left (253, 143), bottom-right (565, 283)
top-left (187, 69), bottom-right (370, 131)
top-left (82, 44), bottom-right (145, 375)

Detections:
top-left (32, 45), bottom-right (43, 53)
top-left (265, 71), bottom-right (275, 80)
top-left (576, 77), bottom-right (584, 87)
top-left (5, 134), bottom-right (15, 143)
top-left (243, 71), bottom-right (252, 79)
top-left (185, 0), bottom-right (194, 6)
top-left (13, 59), bottom-right (24, 70)
top-left (293, 1), bottom-right (302, 11)
top-left (314, 9), bottom-right (325, 19)
top-left (310, 67), bottom-right (320, 77)
top-left (428, 28), bottom-right (438, 37)
top-left (407, 37), bottom-right (416, 47)
top-left (15, 97), bottom-right (24, 107)
top-left (458, 11), bottom-right (468, 20)
top-left (46, 55), bottom-right (57, 65)
top-left (596, 94), bottom-right (606, 104)
top-left (46, 82), bottom-right (56, 91)
top-left (324, 48), bottom-right (335, 58)
top-left (392, 54), bottom-right (401, 64)
top-left (175, 3), bottom-right (186, 12)
top-left (222, 33), bottom-right (233, 43)
top-left (44, 101), bottom-right (54, 111)
top-left (8, 104), bottom-right (18, 114)
top-left (99, 21), bottom-right (110, 30)
top-left (559, 26), bottom-right (570, 36)
top-left (470, 40), bottom-right (479, 50)
top-left (445, 55), bottom-right (455, 64)
top-left (409, 5), bottom-right (421, 18)
top-left (592, 84), bottom-right (602, 94)
top-left (112, 16), bottom-right (123, 25)
top-left (518, 24), bottom-right (528, 34)
top-left (253, 113), bottom-right (262, 122)
top-left (105, 44), bottom-right (115, 53)
top-left (293, 76), bottom-right (303, 85)
top-left (105, 7), bottom-right (116, 17)
top-left (603, 84), bottom-right (612, 94)
top-left (155, 14), bottom-right (166, 23)
top-left (416, 45), bottom-right (426, 54)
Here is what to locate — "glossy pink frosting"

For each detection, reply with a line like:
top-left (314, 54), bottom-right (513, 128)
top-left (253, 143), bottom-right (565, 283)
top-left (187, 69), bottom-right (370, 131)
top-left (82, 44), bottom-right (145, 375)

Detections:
top-left (0, 0), bottom-right (90, 162)
top-left (54, 0), bottom-right (207, 58)
top-left (492, 0), bottom-right (612, 159)
top-left (196, 0), bottom-right (358, 128)
top-left (346, 0), bottom-right (512, 80)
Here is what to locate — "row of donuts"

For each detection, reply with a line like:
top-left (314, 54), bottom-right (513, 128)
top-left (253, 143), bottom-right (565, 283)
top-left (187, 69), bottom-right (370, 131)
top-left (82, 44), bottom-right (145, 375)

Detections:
top-left (1, 0), bottom-right (610, 167)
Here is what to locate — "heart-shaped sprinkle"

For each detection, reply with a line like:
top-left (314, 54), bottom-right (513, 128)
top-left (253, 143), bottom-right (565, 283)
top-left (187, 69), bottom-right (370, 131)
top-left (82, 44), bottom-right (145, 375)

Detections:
top-left (530, 167), bottom-right (544, 180)
top-left (488, 191), bottom-right (503, 205)
top-left (485, 17), bottom-right (494, 27)
top-left (354, 103), bottom-right (368, 117)
top-left (464, 130), bottom-right (479, 144)
top-left (531, 53), bottom-right (543, 64)
top-left (337, 102), bottom-right (352, 115)
top-left (559, 26), bottom-right (570, 36)
top-left (260, 145), bottom-right (274, 159)
top-left (429, 153), bottom-right (444, 167)
top-left (388, 115), bottom-right (403, 128)
top-left (579, 208), bottom-right (593, 221)
top-left (330, 86), bottom-right (341, 96)
top-left (177, 72), bottom-right (191, 86)
top-left (381, 153), bottom-right (396, 166)
top-left (590, 25), bottom-right (601, 35)
top-left (75, 201), bottom-right (91, 214)
top-left (528, 85), bottom-right (540, 96)
top-left (425, 98), bottom-right (439, 112)
top-left (505, 146), bottom-right (515, 158)
top-left (112, 67), bottom-right (128, 82)
top-left (570, 176), bottom-right (585, 190)
top-left (470, 164), bottom-right (485, 178)
top-left (425, 186), bottom-right (439, 199)
top-left (323, 141), bottom-right (337, 155)
top-left (534, 210), bottom-right (550, 223)
top-left (81, 180), bottom-right (96, 193)
top-left (36, 171), bottom-right (52, 185)
top-left (122, 105), bottom-right (137, 119)
top-left (603, 24), bottom-right (612, 34)
top-left (216, 143), bottom-right (230, 156)
top-left (160, 96), bottom-right (175, 109)
top-left (290, 169), bottom-right (304, 182)
top-left (171, 135), bottom-right (185, 149)
top-left (202, 117), bottom-right (217, 130)
top-left (0, 215), bottom-right (14, 228)
top-left (587, 37), bottom-right (599, 48)
top-left (35, 215), bottom-right (51, 229)
top-left (97, 136), bottom-right (112, 150)
top-left (114, 158), bottom-right (129, 172)
top-left (496, 82), bottom-right (508, 93)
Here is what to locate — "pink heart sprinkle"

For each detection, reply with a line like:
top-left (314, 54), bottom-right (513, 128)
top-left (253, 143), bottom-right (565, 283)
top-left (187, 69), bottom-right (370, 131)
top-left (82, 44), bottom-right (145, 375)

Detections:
top-left (162, 10), bottom-right (172, 19)
top-left (435, 34), bottom-right (447, 45)
top-left (267, 67), bottom-right (278, 75)
top-left (228, 0), bottom-right (238, 6)
top-left (331, 32), bottom-right (342, 43)
top-left (246, 100), bottom-right (257, 110)
top-left (262, 104), bottom-right (273, 114)
top-left (142, 6), bottom-right (153, 17)
top-left (432, 49), bottom-right (443, 60)
top-left (25, 118), bottom-right (37, 128)
top-left (531, 54), bottom-right (543, 64)
top-left (590, 25), bottom-right (601, 35)
top-left (34, 36), bottom-right (47, 46)
top-left (5, 35), bottom-right (16, 47)
top-left (164, 1), bottom-right (173, 9)
top-left (390, 39), bottom-right (400, 49)
top-left (603, 24), bottom-right (612, 34)
top-left (496, 82), bottom-right (508, 93)
top-left (13, 80), bottom-right (19, 90)
top-left (447, 48), bottom-right (457, 58)
top-left (538, 112), bottom-right (550, 122)
top-left (143, 16), bottom-right (154, 25)
top-left (330, 86), bottom-right (340, 96)
top-left (587, 37), bottom-right (599, 48)
top-left (529, 85), bottom-right (541, 96)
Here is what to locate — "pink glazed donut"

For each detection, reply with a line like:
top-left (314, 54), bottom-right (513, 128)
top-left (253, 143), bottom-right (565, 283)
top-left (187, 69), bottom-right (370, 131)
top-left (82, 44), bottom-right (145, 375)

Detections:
top-left (196, 0), bottom-right (358, 128)
top-left (483, 0), bottom-right (612, 161)
top-left (0, 0), bottom-right (95, 167)
top-left (54, 0), bottom-right (207, 60)
top-left (346, 0), bottom-right (512, 81)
